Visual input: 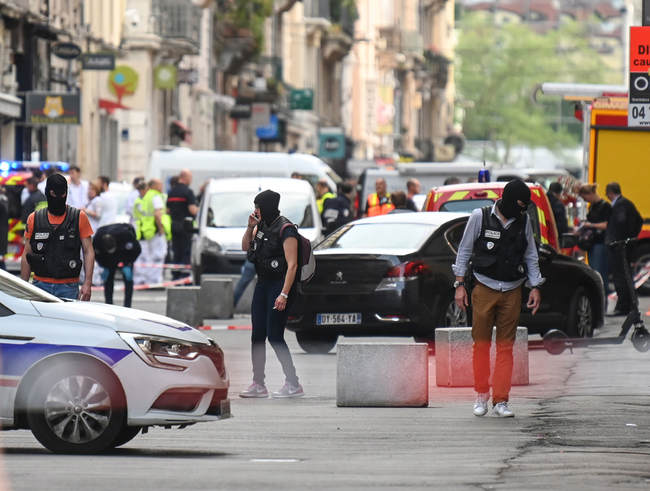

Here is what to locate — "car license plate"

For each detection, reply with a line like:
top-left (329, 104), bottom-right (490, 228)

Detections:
top-left (317, 313), bottom-right (361, 325)
top-left (220, 399), bottom-right (231, 419)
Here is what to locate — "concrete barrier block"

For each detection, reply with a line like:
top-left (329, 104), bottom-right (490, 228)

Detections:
top-left (200, 277), bottom-right (234, 319)
top-left (337, 343), bottom-right (429, 407)
top-left (435, 327), bottom-right (529, 387)
top-left (166, 286), bottom-right (202, 327)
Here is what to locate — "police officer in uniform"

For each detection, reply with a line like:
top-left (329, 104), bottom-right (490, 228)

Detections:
top-left (239, 189), bottom-right (304, 399)
top-left (166, 169), bottom-right (198, 280)
top-left (452, 179), bottom-right (544, 418)
top-left (21, 174), bottom-right (95, 301)
top-left (136, 179), bottom-right (170, 286)
top-left (322, 182), bottom-right (356, 236)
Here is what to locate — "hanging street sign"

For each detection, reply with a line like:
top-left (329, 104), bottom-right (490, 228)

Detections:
top-left (25, 92), bottom-right (81, 125)
top-left (51, 42), bottom-right (82, 60)
top-left (81, 53), bottom-right (116, 70)
top-left (290, 89), bottom-right (313, 110)
top-left (154, 65), bottom-right (178, 89)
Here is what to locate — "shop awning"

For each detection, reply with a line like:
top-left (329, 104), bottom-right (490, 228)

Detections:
top-left (0, 92), bottom-right (22, 118)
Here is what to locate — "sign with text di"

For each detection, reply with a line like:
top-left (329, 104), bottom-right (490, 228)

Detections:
top-left (81, 53), bottom-right (115, 70)
top-left (26, 92), bottom-right (81, 125)
top-left (629, 26), bottom-right (650, 125)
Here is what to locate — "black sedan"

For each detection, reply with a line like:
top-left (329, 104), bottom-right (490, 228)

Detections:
top-left (288, 212), bottom-right (605, 353)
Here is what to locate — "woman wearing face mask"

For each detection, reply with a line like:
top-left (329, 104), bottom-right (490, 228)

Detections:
top-left (21, 174), bottom-right (95, 301)
top-left (239, 189), bottom-right (304, 399)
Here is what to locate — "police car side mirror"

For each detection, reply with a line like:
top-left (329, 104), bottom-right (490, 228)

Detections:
top-left (537, 242), bottom-right (557, 263)
top-left (558, 233), bottom-right (579, 249)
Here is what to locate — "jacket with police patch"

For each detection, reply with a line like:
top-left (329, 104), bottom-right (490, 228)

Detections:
top-left (27, 206), bottom-right (83, 280)
top-left (248, 216), bottom-right (292, 279)
top-left (472, 206), bottom-right (528, 282)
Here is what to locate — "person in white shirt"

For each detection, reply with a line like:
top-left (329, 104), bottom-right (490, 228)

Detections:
top-left (125, 176), bottom-right (145, 226)
top-left (98, 175), bottom-right (117, 227)
top-left (66, 166), bottom-right (89, 209)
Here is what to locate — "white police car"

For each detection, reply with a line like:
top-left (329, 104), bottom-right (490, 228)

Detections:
top-left (0, 269), bottom-right (230, 454)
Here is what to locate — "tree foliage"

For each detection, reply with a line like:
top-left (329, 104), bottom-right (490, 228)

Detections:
top-left (456, 13), bottom-right (611, 164)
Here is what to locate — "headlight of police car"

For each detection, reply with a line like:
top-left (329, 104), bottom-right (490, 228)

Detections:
top-left (119, 333), bottom-right (201, 371)
top-left (201, 237), bottom-right (222, 255)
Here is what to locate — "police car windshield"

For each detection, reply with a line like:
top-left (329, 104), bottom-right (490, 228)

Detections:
top-left (317, 223), bottom-right (436, 251)
top-left (0, 271), bottom-right (62, 303)
top-left (207, 192), bottom-right (314, 228)
top-left (439, 199), bottom-right (494, 213)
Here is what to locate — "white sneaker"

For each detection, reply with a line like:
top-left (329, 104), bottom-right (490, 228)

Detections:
top-left (473, 392), bottom-right (489, 417)
top-left (271, 382), bottom-right (305, 398)
top-left (492, 401), bottom-right (514, 418)
top-left (239, 382), bottom-right (268, 398)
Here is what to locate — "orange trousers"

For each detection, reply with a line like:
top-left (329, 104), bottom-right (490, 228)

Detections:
top-left (471, 282), bottom-right (521, 404)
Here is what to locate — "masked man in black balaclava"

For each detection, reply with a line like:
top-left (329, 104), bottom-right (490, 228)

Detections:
top-left (21, 173), bottom-right (95, 301)
top-left (238, 189), bottom-right (305, 399)
top-left (452, 179), bottom-right (545, 419)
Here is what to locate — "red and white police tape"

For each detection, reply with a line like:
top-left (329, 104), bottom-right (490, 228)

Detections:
top-left (197, 325), bottom-right (252, 331)
top-left (91, 276), bottom-right (193, 291)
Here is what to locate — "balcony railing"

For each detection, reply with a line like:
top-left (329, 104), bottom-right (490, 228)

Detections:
top-left (152, 0), bottom-right (203, 47)
top-left (378, 27), bottom-right (423, 55)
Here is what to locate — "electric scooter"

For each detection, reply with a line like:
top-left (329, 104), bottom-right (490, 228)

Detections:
top-left (543, 239), bottom-right (650, 355)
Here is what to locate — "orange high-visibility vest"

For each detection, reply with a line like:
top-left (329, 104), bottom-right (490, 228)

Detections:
top-left (366, 193), bottom-right (395, 217)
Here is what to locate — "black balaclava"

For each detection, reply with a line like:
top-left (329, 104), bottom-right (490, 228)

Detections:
top-left (254, 189), bottom-right (281, 226)
top-left (498, 179), bottom-right (531, 220)
top-left (45, 174), bottom-right (68, 216)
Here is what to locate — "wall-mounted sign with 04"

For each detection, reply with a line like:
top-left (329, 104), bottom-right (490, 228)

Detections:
top-left (628, 103), bottom-right (650, 126)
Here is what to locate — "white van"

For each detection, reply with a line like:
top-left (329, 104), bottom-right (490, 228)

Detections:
top-left (148, 148), bottom-right (341, 193)
top-left (191, 177), bottom-right (322, 281)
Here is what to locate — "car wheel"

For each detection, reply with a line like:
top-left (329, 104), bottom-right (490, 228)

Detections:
top-left (27, 362), bottom-right (126, 455)
top-left (110, 425), bottom-right (143, 449)
top-left (295, 331), bottom-right (338, 354)
top-left (631, 244), bottom-right (650, 296)
top-left (565, 286), bottom-right (594, 338)
top-left (439, 293), bottom-right (470, 328)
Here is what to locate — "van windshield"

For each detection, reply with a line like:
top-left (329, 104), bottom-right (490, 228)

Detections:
top-left (206, 192), bottom-right (314, 228)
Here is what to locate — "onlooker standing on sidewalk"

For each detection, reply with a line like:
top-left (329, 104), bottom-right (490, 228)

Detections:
top-left (547, 182), bottom-right (569, 235)
top-left (605, 182), bottom-right (644, 316)
top-left (578, 184), bottom-right (612, 295)
top-left (406, 178), bottom-right (421, 212)
top-left (388, 190), bottom-right (413, 214)
top-left (21, 174), bottom-right (95, 300)
top-left (166, 169), bottom-right (198, 280)
top-left (83, 181), bottom-right (103, 233)
top-left (93, 223), bottom-right (141, 308)
top-left (125, 176), bottom-right (145, 227)
top-left (66, 166), bottom-right (89, 210)
top-left (135, 179), bottom-right (169, 286)
top-left (453, 179), bottom-right (544, 418)
top-left (239, 189), bottom-right (304, 399)
top-left (21, 177), bottom-right (47, 223)
top-left (98, 176), bottom-right (117, 227)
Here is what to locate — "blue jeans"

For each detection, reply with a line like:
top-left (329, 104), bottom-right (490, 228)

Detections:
top-left (588, 243), bottom-right (610, 295)
top-left (234, 260), bottom-right (257, 307)
top-left (33, 280), bottom-right (79, 300)
top-left (250, 277), bottom-right (299, 387)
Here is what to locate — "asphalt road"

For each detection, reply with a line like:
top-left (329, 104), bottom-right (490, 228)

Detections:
top-left (1, 288), bottom-right (649, 490)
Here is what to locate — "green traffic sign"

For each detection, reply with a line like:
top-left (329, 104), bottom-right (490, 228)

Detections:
top-left (290, 89), bottom-right (314, 110)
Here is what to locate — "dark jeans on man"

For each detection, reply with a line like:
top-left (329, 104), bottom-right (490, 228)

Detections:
top-left (609, 245), bottom-right (634, 313)
top-left (588, 243), bottom-right (610, 295)
top-left (102, 265), bottom-right (134, 308)
top-left (171, 233), bottom-right (192, 280)
top-left (250, 276), bottom-right (299, 387)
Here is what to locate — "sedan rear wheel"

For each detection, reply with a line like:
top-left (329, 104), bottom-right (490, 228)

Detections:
top-left (440, 294), bottom-right (469, 328)
top-left (565, 287), bottom-right (594, 338)
top-left (295, 331), bottom-right (338, 354)
top-left (27, 362), bottom-right (125, 454)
